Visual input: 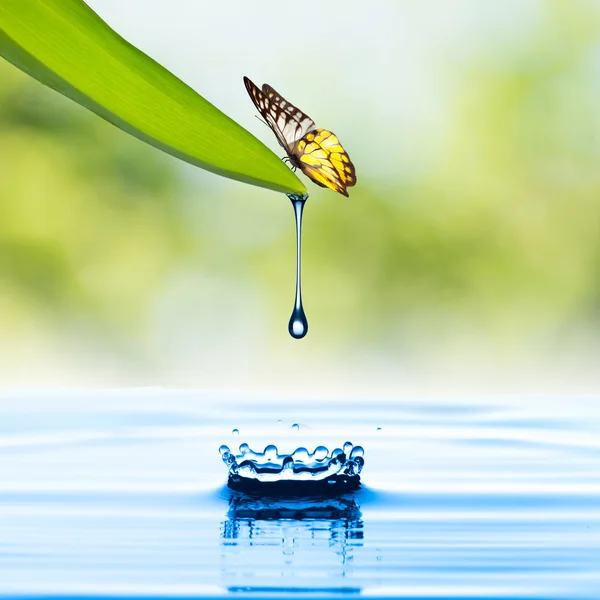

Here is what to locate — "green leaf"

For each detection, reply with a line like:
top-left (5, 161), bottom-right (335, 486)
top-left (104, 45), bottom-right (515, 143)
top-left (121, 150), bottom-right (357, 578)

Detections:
top-left (0, 0), bottom-right (306, 196)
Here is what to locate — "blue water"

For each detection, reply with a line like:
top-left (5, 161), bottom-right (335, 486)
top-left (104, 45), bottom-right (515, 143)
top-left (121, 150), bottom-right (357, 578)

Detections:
top-left (0, 390), bottom-right (599, 599)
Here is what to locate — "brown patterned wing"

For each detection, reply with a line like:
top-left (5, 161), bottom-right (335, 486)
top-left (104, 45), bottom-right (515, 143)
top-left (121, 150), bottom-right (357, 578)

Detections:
top-left (243, 76), bottom-right (315, 150)
top-left (261, 84), bottom-right (316, 144)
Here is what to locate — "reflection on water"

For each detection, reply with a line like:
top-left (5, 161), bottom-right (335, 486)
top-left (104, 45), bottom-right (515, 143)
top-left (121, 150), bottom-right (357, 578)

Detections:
top-left (221, 490), bottom-right (364, 593)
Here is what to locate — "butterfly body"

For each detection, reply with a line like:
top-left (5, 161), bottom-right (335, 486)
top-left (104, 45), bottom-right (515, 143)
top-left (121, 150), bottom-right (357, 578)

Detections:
top-left (244, 77), bottom-right (356, 197)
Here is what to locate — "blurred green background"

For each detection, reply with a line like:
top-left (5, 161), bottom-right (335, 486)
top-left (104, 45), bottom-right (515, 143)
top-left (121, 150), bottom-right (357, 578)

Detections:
top-left (1, 0), bottom-right (600, 389)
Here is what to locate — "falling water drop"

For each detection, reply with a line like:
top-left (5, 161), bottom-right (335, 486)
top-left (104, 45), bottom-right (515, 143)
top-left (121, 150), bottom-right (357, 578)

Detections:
top-left (376, 427), bottom-right (382, 432)
top-left (292, 423), bottom-right (300, 432)
top-left (287, 194), bottom-right (309, 339)
top-left (231, 428), bottom-right (239, 436)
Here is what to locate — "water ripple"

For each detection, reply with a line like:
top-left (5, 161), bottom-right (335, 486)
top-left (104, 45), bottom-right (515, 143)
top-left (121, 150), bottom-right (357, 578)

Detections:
top-left (0, 391), bottom-right (598, 599)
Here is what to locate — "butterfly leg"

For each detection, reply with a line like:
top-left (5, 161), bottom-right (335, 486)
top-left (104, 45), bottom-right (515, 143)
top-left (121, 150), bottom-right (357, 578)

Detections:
top-left (281, 156), bottom-right (297, 172)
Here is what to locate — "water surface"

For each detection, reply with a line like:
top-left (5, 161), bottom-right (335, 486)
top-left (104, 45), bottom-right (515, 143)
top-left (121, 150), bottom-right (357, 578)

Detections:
top-left (0, 390), bottom-right (598, 599)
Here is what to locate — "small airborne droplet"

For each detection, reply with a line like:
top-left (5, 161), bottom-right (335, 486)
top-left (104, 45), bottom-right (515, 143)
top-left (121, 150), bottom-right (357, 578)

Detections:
top-left (292, 423), bottom-right (299, 432)
top-left (276, 419), bottom-right (282, 426)
top-left (376, 427), bottom-right (382, 432)
top-left (232, 428), bottom-right (239, 436)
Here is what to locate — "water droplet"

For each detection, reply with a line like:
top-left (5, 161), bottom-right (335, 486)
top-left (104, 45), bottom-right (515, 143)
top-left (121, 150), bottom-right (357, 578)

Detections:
top-left (313, 446), bottom-right (328, 461)
top-left (239, 443), bottom-right (250, 454)
top-left (264, 444), bottom-right (278, 461)
top-left (293, 447), bottom-right (309, 463)
top-left (277, 419), bottom-right (282, 425)
top-left (289, 308), bottom-right (308, 339)
top-left (231, 428), bottom-right (239, 436)
top-left (376, 427), bottom-right (382, 432)
top-left (331, 448), bottom-right (343, 458)
top-left (350, 445), bottom-right (364, 459)
top-left (219, 445), bottom-right (236, 467)
top-left (343, 441), bottom-right (353, 455)
top-left (287, 195), bottom-right (309, 339)
top-left (292, 423), bottom-right (299, 431)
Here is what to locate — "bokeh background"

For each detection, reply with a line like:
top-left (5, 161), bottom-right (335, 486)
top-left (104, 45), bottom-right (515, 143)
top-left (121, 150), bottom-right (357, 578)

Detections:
top-left (1, 0), bottom-right (600, 391)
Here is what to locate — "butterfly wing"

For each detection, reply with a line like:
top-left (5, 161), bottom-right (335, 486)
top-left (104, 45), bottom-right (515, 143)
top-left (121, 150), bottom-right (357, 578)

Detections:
top-left (261, 84), bottom-right (316, 143)
top-left (243, 76), bottom-right (315, 150)
top-left (292, 128), bottom-right (356, 197)
top-left (244, 76), bottom-right (356, 197)
top-left (315, 129), bottom-right (356, 189)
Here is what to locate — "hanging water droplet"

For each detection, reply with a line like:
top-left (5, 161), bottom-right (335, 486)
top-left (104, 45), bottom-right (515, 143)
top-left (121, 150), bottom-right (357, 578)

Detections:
top-left (343, 441), bottom-right (354, 455)
top-left (289, 308), bottom-right (308, 339)
top-left (287, 194), bottom-right (309, 339)
top-left (231, 428), bottom-right (239, 436)
top-left (292, 423), bottom-right (299, 432)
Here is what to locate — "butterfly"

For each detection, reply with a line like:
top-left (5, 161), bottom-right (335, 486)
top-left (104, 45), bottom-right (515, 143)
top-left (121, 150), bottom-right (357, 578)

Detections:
top-left (243, 76), bottom-right (356, 197)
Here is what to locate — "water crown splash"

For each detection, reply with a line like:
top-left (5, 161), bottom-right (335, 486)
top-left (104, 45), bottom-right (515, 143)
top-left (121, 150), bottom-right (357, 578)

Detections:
top-left (287, 194), bottom-right (309, 339)
top-left (218, 440), bottom-right (365, 494)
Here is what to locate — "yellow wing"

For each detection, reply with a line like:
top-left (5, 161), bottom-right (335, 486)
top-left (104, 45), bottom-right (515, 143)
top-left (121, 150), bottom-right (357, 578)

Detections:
top-left (291, 128), bottom-right (356, 197)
